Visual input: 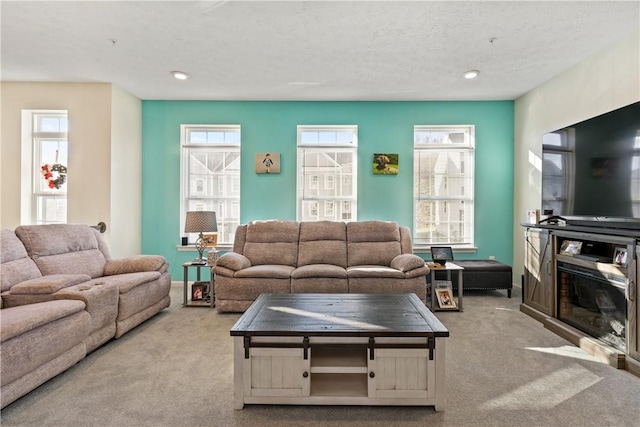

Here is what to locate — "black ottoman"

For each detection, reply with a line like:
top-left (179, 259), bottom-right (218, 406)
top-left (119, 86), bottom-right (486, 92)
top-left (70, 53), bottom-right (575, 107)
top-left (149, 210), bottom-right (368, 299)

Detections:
top-left (450, 260), bottom-right (512, 298)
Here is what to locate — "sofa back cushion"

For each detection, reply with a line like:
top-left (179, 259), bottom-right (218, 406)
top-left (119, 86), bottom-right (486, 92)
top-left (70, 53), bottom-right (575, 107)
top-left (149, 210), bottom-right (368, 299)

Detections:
top-left (242, 220), bottom-right (299, 267)
top-left (0, 229), bottom-right (42, 293)
top-left (15, 224), bottom-right (107, 278)
top-left (347, 221), bottom-right (402, 267)
top-left (298, 221), bottom-right (347, 268)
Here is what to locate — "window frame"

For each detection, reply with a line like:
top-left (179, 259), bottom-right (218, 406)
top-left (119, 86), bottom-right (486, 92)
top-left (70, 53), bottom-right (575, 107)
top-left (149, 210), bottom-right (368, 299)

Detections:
top-left (180, 124), bottom-right (241, 246)
top-left (296, 125), bottom-right (358, 222)
top-left (413, 125), bottom-right (475, 248)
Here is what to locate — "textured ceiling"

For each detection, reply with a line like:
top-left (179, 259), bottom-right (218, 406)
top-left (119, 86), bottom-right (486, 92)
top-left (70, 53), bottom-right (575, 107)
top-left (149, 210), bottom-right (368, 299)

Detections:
top-left (1, 1), bottom-right (639, 101)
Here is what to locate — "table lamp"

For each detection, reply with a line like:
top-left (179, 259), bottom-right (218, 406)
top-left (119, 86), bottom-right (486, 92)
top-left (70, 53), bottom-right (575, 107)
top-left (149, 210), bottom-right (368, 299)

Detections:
top-left (184, 211), bottom-right (217, 261)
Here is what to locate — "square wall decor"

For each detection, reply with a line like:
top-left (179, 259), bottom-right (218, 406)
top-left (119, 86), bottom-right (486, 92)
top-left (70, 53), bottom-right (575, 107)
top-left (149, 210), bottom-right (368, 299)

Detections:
top-left (255, 153), bottom-right (281, 174)
top-left (373, 153), bottom-right (398, 175)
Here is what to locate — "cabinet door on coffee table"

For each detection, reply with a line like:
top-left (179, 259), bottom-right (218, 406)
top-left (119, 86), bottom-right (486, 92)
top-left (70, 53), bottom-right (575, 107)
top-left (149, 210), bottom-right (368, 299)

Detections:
top-left (368, 348), bottom-right (434, 399)
top-left (245, 348), bottom-right (310, 397)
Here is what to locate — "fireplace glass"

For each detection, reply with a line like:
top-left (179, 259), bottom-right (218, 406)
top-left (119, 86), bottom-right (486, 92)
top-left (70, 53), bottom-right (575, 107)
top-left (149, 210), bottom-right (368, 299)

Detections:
top-left (557, 262), bottom-right (627, 351)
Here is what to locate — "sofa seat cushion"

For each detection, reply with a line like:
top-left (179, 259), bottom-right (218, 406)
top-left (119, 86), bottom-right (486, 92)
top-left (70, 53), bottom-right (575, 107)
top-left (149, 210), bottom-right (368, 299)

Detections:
top-left (292, 264), bottom-right (347, 279)
top-left (97, 271), bottom-right (163, 294)
top-left (347, 265), bottom-right (405, 279)
top-left (8, 274), bottom-right (91, 295)
top-left (0, 299), bottom-right (87, 343)
top-left (234, 265), bottom-right (295, 279)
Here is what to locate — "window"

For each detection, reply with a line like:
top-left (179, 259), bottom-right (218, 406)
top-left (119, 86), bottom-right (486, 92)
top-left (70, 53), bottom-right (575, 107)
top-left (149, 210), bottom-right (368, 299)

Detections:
top-left (297, 126), bottom-right (357, 222)
top-left (181, 125), bottom-right (240, 245)
top-left (25, 111), bottom-right (68, 224)
top-left (542, 129), bottom-right (575, 217)
top-left (414, 126), bottom-right (474, 246)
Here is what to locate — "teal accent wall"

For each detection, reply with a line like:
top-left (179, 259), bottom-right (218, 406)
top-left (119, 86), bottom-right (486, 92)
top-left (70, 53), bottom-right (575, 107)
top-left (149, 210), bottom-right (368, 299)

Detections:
top-left (141, 101), bottom-right (514, 280)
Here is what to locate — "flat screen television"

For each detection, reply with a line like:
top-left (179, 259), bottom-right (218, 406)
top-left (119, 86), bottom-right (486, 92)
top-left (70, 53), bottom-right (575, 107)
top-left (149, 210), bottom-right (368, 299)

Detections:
top-left (541, 101), bottom-right (640, 228)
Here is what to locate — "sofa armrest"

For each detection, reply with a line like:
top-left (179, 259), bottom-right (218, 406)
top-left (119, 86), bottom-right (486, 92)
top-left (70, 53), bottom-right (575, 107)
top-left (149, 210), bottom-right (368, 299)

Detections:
top-left (8, 274), bottom-right (92, 295)
top-left (390, 254), bottom-right (428, 273)
top-left (216, 252), bottom-right (251, 272)
top-left (103, 255), bottom-right (168, 276)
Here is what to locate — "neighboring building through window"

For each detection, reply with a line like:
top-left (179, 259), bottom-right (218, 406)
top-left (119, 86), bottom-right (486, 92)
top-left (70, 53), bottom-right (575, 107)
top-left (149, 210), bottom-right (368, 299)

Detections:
top-left (23, 111), bottom-right (68, 224)
top-left (297, 126), bottom-right (357, 222)
top-left (181, 125), bottom-right (240, 245)
top-left (413, 125), bottom-right (475, 246)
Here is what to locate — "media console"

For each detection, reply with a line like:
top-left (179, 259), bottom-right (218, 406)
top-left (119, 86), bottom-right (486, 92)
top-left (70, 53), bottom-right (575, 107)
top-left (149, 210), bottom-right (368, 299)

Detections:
top-left (521, 223), bottom-right (639, 376)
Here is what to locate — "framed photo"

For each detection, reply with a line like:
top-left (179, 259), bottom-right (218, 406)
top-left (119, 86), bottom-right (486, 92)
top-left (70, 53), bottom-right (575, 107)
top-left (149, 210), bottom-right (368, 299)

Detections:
top-left (191, 283), bottom-right (205, 301)
top-left (613, 246), bottom-right (628, 267)
top-left (372, 153), bottom-right (398, 175)
top-left (559, 240), bottom-right (582, 256)
top-left (203, 233), bottom-right (217, 247)
top-left (255, 152), bottom-right (281, 174)
top-left (436, 288), bottom-right (457, 309)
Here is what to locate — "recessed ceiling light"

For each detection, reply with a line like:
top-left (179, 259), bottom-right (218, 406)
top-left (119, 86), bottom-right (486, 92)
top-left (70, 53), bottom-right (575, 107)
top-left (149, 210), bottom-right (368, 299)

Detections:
top-left (171, 71), bottom-right (190, 80)
top-left (463, 70), bottom-right (480, 79)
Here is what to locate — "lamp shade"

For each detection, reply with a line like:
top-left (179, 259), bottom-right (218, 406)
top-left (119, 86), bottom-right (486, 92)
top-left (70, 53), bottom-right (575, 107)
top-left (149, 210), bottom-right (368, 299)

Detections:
top-left (184, 211), bottom-right (217, 233)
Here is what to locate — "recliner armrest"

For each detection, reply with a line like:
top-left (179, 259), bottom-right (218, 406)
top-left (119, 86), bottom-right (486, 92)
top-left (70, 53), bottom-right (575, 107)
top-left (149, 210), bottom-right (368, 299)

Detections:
top-left (216, 252), bottom-right (251, 272)
top-left (8, 274), bottom-right (92, 295)
top-left (390, 254), bottom-right (428, 273)
top-left (104, 255), bottom-right (168, 276)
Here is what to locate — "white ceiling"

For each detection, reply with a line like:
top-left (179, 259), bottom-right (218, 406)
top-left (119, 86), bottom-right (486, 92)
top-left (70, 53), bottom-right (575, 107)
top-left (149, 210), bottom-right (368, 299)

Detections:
top-left (2, 1), bottom-right (639, 101)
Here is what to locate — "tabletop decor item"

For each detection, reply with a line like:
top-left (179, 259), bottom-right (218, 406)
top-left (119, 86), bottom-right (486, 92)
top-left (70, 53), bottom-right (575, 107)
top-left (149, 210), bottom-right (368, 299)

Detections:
top-left (184, 211), bottom-right (217, 261)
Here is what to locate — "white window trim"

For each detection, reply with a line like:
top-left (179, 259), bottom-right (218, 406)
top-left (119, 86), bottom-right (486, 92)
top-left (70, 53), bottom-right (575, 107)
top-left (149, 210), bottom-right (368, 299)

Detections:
top-left (413, 125), bottom-right (475, 247)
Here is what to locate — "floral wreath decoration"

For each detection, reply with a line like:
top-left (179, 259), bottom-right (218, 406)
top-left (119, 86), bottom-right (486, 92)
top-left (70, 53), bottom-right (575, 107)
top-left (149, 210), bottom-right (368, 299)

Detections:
top-left (41, 163), bottom-right (67, 189)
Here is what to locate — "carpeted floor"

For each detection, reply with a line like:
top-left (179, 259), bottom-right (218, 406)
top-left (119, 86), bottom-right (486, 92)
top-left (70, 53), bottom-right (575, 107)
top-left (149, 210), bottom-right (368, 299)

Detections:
top-left (2, 284), bottom-right (640, 426)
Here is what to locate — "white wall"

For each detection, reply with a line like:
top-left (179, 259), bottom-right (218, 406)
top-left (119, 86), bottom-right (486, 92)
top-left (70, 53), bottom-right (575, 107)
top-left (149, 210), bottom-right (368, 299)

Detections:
top-left (0, 82), bottom-right (142, 257)
top-left (513, 30), bottom-right (640, 279)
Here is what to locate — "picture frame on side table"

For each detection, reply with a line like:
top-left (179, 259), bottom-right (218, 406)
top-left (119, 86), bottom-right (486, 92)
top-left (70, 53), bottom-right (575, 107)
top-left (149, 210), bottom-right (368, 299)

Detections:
top-left (436, 288), bottom-right (456, 309)
top-left (613, 246), bottom-right (628, 267)
top-left (192, 283), bottom-right (205, 301)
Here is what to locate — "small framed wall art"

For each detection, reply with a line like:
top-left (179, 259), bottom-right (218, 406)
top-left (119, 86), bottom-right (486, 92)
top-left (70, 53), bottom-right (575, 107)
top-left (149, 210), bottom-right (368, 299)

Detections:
top-left (372, 153), bottom-right (398, 175)
top-left (255, 153), bottom-right (281, 174)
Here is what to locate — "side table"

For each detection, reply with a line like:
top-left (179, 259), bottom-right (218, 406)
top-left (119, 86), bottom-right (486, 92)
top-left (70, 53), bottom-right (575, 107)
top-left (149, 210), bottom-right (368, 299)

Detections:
top-left (427, 261), bottom-right (464, 311)
top-left (182, 262), bottom-right (215, 308)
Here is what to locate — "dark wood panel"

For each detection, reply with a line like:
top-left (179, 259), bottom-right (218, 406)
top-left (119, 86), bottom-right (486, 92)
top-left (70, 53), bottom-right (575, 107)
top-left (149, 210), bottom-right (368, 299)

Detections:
top-left (231, 293), bottom-right (449, 338)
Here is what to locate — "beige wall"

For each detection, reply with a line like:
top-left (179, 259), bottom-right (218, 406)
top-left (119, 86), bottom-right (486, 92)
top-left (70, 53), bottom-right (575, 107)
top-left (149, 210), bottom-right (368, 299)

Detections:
top-left (513, 30), bottom-right (640, 279)
top-left (0, 82), bottom-right (142, 257)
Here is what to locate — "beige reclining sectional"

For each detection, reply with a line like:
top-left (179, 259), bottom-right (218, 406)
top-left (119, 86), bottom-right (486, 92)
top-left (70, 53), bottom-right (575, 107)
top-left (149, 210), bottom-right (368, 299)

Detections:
top-left (0, 224), bottom-right (171, 408)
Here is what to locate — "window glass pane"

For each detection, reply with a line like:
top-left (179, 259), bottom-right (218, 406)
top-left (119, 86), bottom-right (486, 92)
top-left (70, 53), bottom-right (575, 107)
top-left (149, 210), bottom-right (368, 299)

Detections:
top-left (414, 126), bottom-right (474, 246)
top-left (182, 125), bottom-right (240, 245)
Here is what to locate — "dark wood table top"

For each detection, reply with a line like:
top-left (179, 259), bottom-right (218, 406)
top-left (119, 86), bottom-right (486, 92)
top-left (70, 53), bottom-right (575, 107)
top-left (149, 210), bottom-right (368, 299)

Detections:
top-left (230, 293), bottom-right (449, 338)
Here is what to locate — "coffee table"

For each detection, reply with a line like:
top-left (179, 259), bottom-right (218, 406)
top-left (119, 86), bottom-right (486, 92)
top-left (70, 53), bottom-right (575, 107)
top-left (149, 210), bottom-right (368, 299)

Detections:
top-left (230, 293), bottom-right (449, 410)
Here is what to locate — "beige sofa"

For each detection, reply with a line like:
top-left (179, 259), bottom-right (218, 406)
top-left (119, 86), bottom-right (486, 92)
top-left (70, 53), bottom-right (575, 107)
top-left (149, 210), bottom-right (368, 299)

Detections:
top-left (0, 224), bottom-right (171, 408)
top-left (215, 220), bottom-right (429, 312)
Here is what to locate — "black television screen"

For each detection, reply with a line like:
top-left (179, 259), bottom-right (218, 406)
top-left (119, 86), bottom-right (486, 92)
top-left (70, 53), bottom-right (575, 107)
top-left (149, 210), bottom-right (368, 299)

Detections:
top-left (542, 102), bottom-right (640, 223)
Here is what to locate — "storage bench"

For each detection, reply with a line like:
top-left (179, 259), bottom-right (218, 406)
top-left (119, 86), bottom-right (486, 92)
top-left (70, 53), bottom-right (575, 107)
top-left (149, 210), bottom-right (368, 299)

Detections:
top-left (448, 260), bottom-right (512, 297)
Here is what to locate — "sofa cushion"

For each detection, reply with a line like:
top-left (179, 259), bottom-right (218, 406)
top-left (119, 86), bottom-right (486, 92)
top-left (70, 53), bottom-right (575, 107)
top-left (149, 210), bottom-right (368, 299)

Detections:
top-left (347, 221), bottom-right (402, 267)
top-left (235, 265), bottom-right (295, 279)
top-left (0, 299), bottom-right (87, 343)
top-left (0, 229), bottom-right (42, 292)
top-left (292, 264), bottom-right (348, 279)
top-left (298, 221), bottom-right (347, 268)
top-left (347, 265), bottom-right (405, 279)
top-left (16, 224), bottom-right (107, 278)
top-left (243, 220), bottom-right (299, 267)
